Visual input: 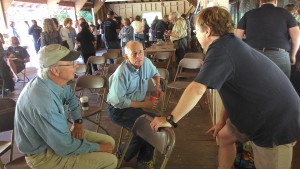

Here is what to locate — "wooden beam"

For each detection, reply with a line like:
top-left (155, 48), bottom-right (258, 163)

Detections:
top-left (75, 0), bottom-right (88, 14)
top-left (0, 0), bottom-right (8, 30)
top-left (14, 0), bottom-right (47, 3)
top-left (185, 0), bottom-right (197, 7)
top-left (58, 1), bottom-right (75, 7)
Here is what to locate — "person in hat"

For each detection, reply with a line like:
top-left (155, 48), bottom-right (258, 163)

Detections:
top-left (14, 44), bottom-right (117, 169)
top-left (101, 11), bottom-right (121, 49)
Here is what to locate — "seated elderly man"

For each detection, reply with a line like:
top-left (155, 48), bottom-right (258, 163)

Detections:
top-left (107, 41), bottom-right (163, 169)
top-left (14, 44), bottom-right (117, 169)
top-left (5, 36), bottom-right (30, 82)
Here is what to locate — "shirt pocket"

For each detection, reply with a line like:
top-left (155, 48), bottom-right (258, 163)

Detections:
top-left (141, 78), bottom-right (149, 93)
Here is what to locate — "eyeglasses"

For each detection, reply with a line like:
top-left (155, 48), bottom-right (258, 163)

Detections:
top-left (56, 61), bottom-right (78, 68)
top-left (193, 29), bottom-right (200, 34)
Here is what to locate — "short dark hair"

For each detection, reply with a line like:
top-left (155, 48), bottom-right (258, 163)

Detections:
top-left (107, 11), bottom-right (114, 16)
top-left (135, 15), bottom-right (141, 21)
top-left (51, 18), bottom-right (59, 27)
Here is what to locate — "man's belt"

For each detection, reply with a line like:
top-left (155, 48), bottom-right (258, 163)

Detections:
top-left (255, 48), bottom-right (286, 52)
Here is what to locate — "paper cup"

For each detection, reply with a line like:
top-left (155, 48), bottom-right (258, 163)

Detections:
top-left (80, 96), bottom-right (89, 111)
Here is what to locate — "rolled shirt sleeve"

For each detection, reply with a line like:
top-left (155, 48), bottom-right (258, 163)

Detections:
top-left (14, 78), bottom-right (99, 156)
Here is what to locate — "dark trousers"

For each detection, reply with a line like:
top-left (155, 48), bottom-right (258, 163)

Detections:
top-left (105, 40), bottom-right (121, 49)
top-left (96, 35), bottom-right (102, 49)
top-left (82, 53), bottom-right (97, 75)
top-left (173, 38), bottom-right (187, 64)
top-left (108, 105), bottom-right (155, 162)
top-left (291, 65), bottom-right (300, 97)
top-left (34, 42), bottom-right (41, 53)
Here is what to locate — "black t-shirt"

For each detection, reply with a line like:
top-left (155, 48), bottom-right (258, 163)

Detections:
top-left (155, 21), bottom-right (168, 39)
top-left (102, 18), bottom-right (118, 41)
top-left (237, 4), bottom-right (298, 51)
top-left (76, 30), bottom-right (95, 55)
top-left (195, 33), bottom-right (300, 147)
top-left (6, 46), bottom-right (30, 60)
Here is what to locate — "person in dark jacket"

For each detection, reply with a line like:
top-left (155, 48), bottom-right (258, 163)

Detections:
top-left (155, 15), bottom-right (169, 40)
top-left (76, 22), bottom-right (97, 75)
top-left (28, 20), bottom-right (42, 53)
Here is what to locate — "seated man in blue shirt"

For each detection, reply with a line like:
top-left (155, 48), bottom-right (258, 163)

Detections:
top-left (14, 44), bottom-right (117, 169)
top-left (107, 41), bottom-right (163, 169)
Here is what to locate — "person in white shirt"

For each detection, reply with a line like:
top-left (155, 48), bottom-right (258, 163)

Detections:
top-left (131, 15), bottom-right (144, 47)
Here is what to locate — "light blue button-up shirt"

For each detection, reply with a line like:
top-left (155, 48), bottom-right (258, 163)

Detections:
top-left (14, 76), bottom-right (99, 156)
top-left (107, 57), bottom-right (159, 109)
top-left (119, 26), bottom-right (134, 43)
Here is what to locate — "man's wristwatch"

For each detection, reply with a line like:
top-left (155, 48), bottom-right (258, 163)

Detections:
top-left (74, 119), bottom-right (83, 124)
top-left (166, 115), bottom-right (177, 128)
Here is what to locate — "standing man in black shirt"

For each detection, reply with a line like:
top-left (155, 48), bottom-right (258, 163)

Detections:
top-left (236, 0), bottom-right (300, 78)
top-left (151, 6), bottom-right (300, 169)
top-left (155, 15), bottom-right (169, 40)
top-left (28, 20), bottom-right (42, 53)
top-left (102, 11), bottom-right (121, 49)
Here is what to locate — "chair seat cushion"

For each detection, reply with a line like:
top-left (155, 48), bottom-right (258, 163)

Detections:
top-left (5, 156), bottom-right (31, 169)
top-left (0, 141), bottom-right (11, 156)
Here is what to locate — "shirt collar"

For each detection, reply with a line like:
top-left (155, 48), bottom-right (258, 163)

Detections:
top-left (260, 3), bottom-right (275, 8)
top-left (41, 77), bottom-right (65, 97)
top-left (125, 60), bottom-right (140, 72)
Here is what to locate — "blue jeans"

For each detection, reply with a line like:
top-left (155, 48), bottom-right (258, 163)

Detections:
top-left (134, 34), bottom-right (145, 48)
top-left (107, 105), bottom-right (155, 162)
top-left (173, 38), bottom-right (187, 64)
top-left (259, 50), bottom-right (291, 78)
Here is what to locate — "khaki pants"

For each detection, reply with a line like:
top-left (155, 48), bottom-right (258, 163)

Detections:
top-left (250, 141), bottom-right (296, 169)
top-left (227, 120), bottom-right (296, 169)
top-left (25, 130), bottom-right (118, 169)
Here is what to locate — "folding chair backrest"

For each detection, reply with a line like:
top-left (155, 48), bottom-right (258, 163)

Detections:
top-left (106, 64), bottom-right (120, 77)
top-left (75, 75), bottom-right (106, 89)
top-left (115, 57), bottom-right (125, 64)
top-left (0, 98), bottom-right (16, 111)
top-left (103, 52), bottom-right (119, 60)
top-left (157, 68), bottom-right (169, 82)
top-left (178, 58), bottom-right (203, 69)
top-left (0, 107), bottom-right (15, 133)
top-left (87, 56), bottom-right (105, 65)
top-left (132, 114), bottom-right (175, 156)
top-left (154, 52), bottom-right (171, 60)
top-left (184, 52), bottom-right (205, 60)
top-left (76, 64), bottom-right (88, 74)
top-left (0, 99), bottom-right (15, 132)
top-left (0, 98), bottom-right (15, 164)
top-left (107, 49), bottom-right (122, 57)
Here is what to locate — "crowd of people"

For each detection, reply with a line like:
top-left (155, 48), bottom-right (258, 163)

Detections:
top-left (0, 11), bottom-right (193, 95)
